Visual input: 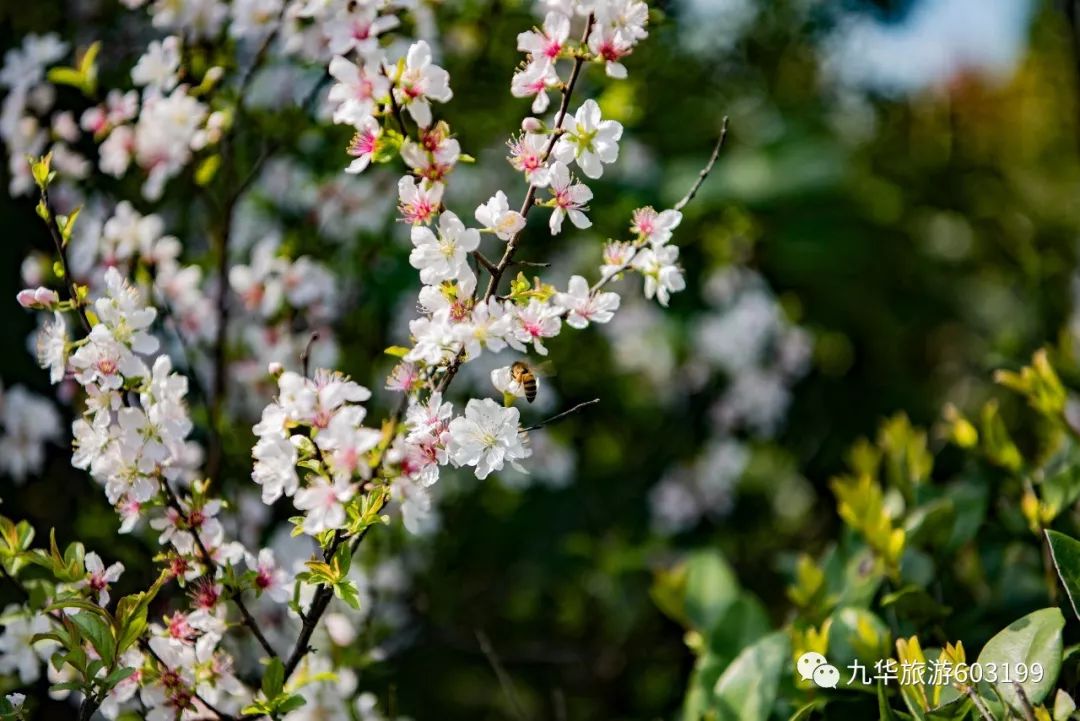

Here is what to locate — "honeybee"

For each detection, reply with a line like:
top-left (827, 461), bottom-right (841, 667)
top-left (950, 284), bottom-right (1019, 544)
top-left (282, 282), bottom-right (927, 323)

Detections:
top-left (509, 360), bottom-right (554, 403)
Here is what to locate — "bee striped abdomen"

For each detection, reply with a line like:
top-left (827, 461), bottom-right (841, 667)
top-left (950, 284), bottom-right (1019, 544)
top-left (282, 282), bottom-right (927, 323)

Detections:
top-left (522, 376), bottom-right (537, 402)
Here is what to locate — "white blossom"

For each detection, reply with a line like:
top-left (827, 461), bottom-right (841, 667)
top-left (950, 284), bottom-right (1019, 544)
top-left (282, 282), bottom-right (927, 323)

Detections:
top-left (294, 477), bottom-right (356, 534)
top-left (447, 398), bottom-right (530, 480)
top-left (554, 274), bottom-right (620, 328)
top-left (409, 210), bottom-right (480, 285)
top-left (475, 191), bottom-right (526, 241)
top-left (552, 99), bottom-right (622, 179)
top-left (394, 40), bottom-right (452, 128)
top-left (547, 161), bottom-right (592, 234)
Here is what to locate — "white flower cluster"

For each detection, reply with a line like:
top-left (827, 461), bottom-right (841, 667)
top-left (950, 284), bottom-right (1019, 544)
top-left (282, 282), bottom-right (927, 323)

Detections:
top-left (514, 0), bottom-right (649, 110)
top-left (228, 237), bottom-right (342, 410)
top-left (0, 0), bottom-right (725, 716)
top-left (648, 268), bottom-right (812, 535)
top-left (252, 369), bottom-right (381, 533)
top-left (64, 269), bottom-right (198, 514)
top-left (0, 34), bottom-right (73, 195)
top-left (0, 385), bottom-right (61, 483)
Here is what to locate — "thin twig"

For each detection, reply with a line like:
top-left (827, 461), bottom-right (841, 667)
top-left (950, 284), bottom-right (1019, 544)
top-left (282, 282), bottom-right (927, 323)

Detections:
top-left (964, 687), bottom-right (995, 721)
top-left (300, 331), bottom-right (320, 378)
top-left (553, 689), bottom-right (567, 721)
top-left (230, 73), bottom-right (332, 206)
top-left (141, 639), bottom-right (235, 721)
top-left (159, 479), bottom-right (280, 660)
top-left (589, 120), bottom-right (730, 297)
top-left (280, 520), bottom-right (379, 681)
top-left (522, 398), bottom-right (599, 432)
top-left (1012, 681), bottom-right (1037, 721)
top-left (473, 250), bottom-right (499, 274)
top-left (237, 24), bottom-right (281, 102)
top-left (480, 14), bottom-right (595, 301)
top-left (476, 629), bottom-right (530, 721)
top-left (380, 65), bottom-right (408, 135)
top-left (39, 189), bottom-right (91, 332)
top-left (673, 116), bottom-right (729, 212)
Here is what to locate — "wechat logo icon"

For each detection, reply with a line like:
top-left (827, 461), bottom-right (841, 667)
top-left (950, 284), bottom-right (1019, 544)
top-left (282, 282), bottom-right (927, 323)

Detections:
top-left (797, 652), bottom-right (840, 689)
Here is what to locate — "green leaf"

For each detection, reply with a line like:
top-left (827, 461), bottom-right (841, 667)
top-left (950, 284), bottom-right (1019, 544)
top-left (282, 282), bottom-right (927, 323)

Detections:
top-left (827, 607), bottom-right (892, 675)
top-left (194, 154), bottom-right (221, 186)
top-left (47, 597), bottom-right (110, 618)
top-left (70, 611), bottom-right (115, 667)
top-left (709, 631), bottom-right (789, 721)
top-left (706, 594), bottom-right (770, 667)
top-left (681, 652), bottom-right (725, 721)
top-left (262, 657), bottom-right (285, 699)
top-left (975, 607), bottom-right (1064, 712)
top-left (332, 542), bottom-right (352, 576)
top-left (102, 666), bottom-right (136, 689)
top-left (277, 694), bottom-right (307, 713)
top-left (903, 498), bottom-right (955, 548)
top-left (46, 67), bottom-right (84, 90)
top-left (683, 551), bottom-right (739, 635)
top-left (878, 682), bottom-right (901, 721)
top-left (1046, 530), bottom-right (1080, 621)
top-left (789, 698), bottom-right (827, 721)
top-left (1040, 443), bottom-right (1080, 517)
top-left (879, 585), bottom-right (952, 624)
top-left (335, 578), bottom-right (362, 610)
top-left (59, 206), bottom-right (82, 245)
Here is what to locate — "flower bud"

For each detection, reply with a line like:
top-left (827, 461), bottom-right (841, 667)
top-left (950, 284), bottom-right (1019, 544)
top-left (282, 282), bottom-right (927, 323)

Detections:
top-left (268, 361), bottom-right (284, 378)
top-left (16, 287), bottom-right (60, 309)
top-left (521, 117), bottom-right (543, 133)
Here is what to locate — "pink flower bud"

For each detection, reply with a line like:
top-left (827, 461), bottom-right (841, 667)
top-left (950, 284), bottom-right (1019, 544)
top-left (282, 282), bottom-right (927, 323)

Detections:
top-left (16, 287), bottom-right (59, 309)
top-left (268, 362), bottom-right (284, 377)
top-left (521, 117), bottom-right (543, 133)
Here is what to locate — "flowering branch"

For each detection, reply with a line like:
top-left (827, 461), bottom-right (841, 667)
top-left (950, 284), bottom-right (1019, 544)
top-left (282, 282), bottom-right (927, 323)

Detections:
top-left (481, 14), bottom-right (595, 299)
top-left (157, 478), bottom-right (279, 660)
top-left (436, 15), bottom-right (596, 394)
top-left (3, 1), bottom-right (714, 718)
top-left (590, 117), bottom-right (729, 297)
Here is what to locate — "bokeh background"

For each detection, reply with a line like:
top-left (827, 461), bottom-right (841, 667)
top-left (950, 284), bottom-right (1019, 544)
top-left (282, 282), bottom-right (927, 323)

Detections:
top-left (4, 0), bottom-right (1080, 718)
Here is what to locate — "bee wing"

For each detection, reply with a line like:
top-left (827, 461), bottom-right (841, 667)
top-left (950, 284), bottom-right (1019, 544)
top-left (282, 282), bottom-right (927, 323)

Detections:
top-left (533, 360), bottom-right (557, 378)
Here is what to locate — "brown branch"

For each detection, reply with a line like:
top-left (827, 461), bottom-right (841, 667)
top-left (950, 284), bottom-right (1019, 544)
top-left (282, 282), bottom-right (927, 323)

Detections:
top-left (268, 18), bottom-right (721, 709)
top-left (1012, 681), bottom-right (1037, 721)
top-left (673, 116), bottom-right (728, 212)
top-left (206, 212), bottom-right (234, 483)
top-left (522, 398), bottom-right (599, 432)
top-left (280, 519), bottom-right (380, 681)
top-left (141, 639), bottom-right (235, 721)
top-left (158, 479), bottom-right (280, 660)
top-left (380, 65), bottom-right (408, 135)
top-left (480, 14), bottom-right (595, 301)
top-left (436, 14), bottom-right (596, 394)
top-left (208, 55), bottom-right (329, 481)
top-left (473, 250), bottom-right (499, 274)
top-left (963, 687), bottom-right (994, 721)
top-left (300, 331), bottom-right (320, 378)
